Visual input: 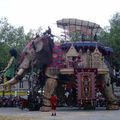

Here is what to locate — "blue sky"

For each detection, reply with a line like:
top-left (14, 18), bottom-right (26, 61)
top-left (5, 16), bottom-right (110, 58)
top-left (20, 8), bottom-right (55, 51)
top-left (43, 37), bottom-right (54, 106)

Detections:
top-left (0, 0), bottom-right (120, 35)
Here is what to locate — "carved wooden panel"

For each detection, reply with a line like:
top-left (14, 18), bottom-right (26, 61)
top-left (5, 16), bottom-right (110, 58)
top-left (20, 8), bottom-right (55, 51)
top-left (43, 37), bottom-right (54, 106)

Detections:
top-left (91, 47), bottom-right (103, 68)
top-left (76, 68), bottom-right (97, 101)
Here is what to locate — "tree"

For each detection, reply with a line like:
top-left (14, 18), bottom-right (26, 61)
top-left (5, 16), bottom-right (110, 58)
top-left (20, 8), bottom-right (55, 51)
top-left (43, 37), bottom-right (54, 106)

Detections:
top-left (0, 18), bottom-right (26, 49)
top-left (100, 13), bottom-right (120, 70)
top-left (0, 17), bottom-right (43, 69)
top-left (0, 43), bottom-right (10, 70)
top-left (70, 31), bottom-right (81, 42)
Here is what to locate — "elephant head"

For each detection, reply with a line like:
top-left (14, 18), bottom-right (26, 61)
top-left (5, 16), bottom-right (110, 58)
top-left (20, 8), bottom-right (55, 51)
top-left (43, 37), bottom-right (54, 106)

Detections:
top-left (2, 28), bottom-right (54, 86)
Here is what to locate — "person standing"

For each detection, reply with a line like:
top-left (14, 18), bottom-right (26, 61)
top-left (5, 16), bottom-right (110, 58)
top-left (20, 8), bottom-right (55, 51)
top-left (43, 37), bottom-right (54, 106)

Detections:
top-left (3, 48), bottom-right (18, 91)
top-left (50, 94), bottom-right (57, 116)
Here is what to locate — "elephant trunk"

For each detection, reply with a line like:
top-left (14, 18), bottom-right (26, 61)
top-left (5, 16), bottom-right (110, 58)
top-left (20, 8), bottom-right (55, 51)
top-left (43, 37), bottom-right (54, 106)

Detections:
top-left (2, 68), bottom-right (25, 86)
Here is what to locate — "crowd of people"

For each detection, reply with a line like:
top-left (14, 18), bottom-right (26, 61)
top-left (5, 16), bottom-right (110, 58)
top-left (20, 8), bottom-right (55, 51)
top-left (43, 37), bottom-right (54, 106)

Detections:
top-left (0, 96), bottom-right (27, 108)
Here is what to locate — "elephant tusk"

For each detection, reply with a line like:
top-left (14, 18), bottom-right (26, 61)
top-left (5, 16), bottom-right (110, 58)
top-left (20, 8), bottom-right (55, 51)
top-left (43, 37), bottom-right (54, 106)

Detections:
top-left (1, 69), bottom-right (25, 87)
top-left (1, 77), bottom-right (16, 86)
top-left (17, 68), bottom-right (25, 75)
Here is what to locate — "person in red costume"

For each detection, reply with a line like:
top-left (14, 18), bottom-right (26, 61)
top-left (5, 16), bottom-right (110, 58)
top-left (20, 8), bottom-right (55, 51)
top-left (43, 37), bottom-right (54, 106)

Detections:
top-left (50, 94), bottom-right (57, 116)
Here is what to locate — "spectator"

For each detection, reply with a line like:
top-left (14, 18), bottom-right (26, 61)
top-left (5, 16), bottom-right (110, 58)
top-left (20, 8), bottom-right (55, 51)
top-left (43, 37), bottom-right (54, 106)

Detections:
top-left (50, 94), bottom-right (57, 116)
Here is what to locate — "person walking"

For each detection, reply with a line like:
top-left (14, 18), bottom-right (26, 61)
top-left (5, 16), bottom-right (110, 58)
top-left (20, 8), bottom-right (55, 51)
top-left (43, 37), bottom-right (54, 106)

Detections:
top-left (50, 94), bottom-right (57, 116)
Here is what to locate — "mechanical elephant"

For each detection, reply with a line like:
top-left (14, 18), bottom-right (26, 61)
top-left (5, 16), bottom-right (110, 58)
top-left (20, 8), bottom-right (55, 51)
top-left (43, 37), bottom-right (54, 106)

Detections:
top-left (1, 28), bottom-right (58, 111)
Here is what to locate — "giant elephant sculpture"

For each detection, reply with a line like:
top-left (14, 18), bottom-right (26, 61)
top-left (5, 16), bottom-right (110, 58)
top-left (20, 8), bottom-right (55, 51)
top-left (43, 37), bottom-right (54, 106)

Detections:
top-left (1, 27), bottom-right (58, 111)
top-left (1, 27), bottom-right (119, 111)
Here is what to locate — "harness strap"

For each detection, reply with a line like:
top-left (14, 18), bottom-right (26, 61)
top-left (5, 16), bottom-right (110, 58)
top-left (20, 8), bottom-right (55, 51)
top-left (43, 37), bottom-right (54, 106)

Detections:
top-left (32, 41), bottom-right (36, 51)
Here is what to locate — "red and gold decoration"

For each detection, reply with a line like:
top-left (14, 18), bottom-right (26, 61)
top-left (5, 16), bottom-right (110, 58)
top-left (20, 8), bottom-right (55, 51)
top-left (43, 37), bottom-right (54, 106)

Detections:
top-left (75, 68), bottom-right (97, 103)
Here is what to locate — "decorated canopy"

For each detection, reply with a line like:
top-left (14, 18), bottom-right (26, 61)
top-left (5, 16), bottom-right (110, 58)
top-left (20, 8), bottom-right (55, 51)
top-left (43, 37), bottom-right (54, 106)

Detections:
top-left (57, 18), bottom-right (101, 36)
top-left (60, 41), bottom-right (113, 55)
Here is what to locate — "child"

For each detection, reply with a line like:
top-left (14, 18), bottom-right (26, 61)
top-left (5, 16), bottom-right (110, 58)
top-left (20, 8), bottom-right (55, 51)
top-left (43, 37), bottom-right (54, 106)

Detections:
top-left (50, 94), bottom-right (57, 116)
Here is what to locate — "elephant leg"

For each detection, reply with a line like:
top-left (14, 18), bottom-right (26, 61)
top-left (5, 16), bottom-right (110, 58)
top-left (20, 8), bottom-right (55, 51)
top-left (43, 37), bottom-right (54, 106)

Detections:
top-left (41, 78), bottom-right (57, 112)
top-left (104, 74), bottom-right (119, 110)
top-left (105, 85), bottom-right (119, 110)
top-left (105, 84), bottom-right (116, 101)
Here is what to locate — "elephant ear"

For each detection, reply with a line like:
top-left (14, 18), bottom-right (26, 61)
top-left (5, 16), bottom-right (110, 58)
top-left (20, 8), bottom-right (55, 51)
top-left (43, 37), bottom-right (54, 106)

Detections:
top-left (34, 37), bottom-right (43, 52)
top-left (34, 35), bottom-right (54, 68)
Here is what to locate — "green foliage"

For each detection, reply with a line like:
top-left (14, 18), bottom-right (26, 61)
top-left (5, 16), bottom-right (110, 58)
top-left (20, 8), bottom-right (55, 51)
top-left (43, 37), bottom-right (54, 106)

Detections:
top-left (0, 18), bottom-right (25, 49)
top-left (0, 17), bottom-right (42, 70)
top-left (70, 31), bottom-right (81, 41)
top-left (0, 43), bottom-right (10, 70)
top-left (99, 26), bottom-right (110, 45)
top-left (100, 13), bottom-right (120, 70)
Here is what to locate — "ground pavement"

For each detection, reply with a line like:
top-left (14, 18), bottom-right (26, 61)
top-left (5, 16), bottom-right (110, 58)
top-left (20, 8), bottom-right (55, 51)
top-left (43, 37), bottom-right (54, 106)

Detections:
top-left (0, 107), bottom-right (120, 120)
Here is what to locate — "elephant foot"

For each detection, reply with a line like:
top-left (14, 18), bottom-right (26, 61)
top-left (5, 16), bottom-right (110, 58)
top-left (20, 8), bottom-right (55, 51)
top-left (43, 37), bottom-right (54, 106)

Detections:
top-left (41, 106), bottom-right (51, 112)
top-left (106, 104), bottom-right (119, 110)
